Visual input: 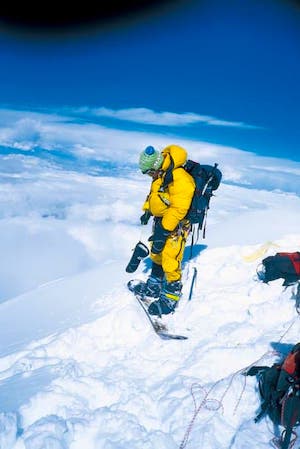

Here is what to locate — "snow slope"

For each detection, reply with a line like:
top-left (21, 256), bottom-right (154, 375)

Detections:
top-left (0, 229), bottom-right (299, 448)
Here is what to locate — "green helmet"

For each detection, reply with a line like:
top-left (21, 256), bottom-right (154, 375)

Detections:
top-left (139, 146), bottom-right (163, 173)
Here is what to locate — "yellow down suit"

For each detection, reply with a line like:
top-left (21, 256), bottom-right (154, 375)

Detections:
top-left (142, 145), bottom-right (195, 282)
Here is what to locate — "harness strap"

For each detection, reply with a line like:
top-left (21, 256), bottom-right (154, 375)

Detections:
top-left (202, 208), bottom-right (208, 239)
top-left (160, 156), bottom-right (175, 190)
top-left (280, 426), bottom-right (295, 449)
top-left (189, 229), bottom-right (195, 260)
top-left (280, 385), bottom-right (300, 449)
top-left (188, 224), bottom-right (202, 260)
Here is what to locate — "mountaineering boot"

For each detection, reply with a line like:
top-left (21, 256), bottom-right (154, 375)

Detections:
top-left (133, 275), bottom-right (163, 299)
top-left (148, 280), bottom-right (182, 316)
top-left (150, 262), bottom-right (164, 281)
top-left (134, 262), bottom-right (164, 299)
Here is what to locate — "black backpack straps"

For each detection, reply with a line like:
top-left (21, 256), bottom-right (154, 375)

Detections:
top-left (278, 347), bottom-right (300, 449)
top-left (281, 426), bottom-right (295, 449)
top-left (161, 156), bottom-right (175, 190)
top-left (201, 207), bottom-right (208, 238)
top-left (280, 390), bottom-right (300, 449)
top-left (189, 226), bottom-right (195, 260)
top-left (200, 163), bottom-right (218, 239)
top-left (188, 223), bottom-right (202, 260)
top-left (296, 282), bottom-right (300, 311)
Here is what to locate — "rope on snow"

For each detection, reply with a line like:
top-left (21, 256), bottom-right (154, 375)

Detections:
top-left (178, 313), bottom-right (300, 449)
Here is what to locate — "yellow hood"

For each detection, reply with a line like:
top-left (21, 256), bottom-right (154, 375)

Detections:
top-left (161, 145), bottom-right (188, 170)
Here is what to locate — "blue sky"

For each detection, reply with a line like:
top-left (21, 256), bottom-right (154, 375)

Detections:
top-left (0, 0), bottom-right (299, 161)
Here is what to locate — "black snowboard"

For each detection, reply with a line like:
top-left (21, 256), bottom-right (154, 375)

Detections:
top-left (127, 279), bottom-right (188, 340)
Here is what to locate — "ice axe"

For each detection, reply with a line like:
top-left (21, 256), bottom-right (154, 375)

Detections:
top-left (188, 267), bottom-right (197, 301)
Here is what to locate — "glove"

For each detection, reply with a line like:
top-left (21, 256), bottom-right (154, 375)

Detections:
top-left (140, 210), bottom-right (152, 225)
top-left (148, 220), bottom-right (170, 254)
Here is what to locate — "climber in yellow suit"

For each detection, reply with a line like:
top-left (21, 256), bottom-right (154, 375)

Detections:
top-left (136, 144), bottom-right (195, 316)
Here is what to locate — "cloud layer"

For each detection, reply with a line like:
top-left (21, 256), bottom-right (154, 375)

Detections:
top-left (75, 106), bottom-right (260, 128)
top-left (0, 106), bottom-right (298, 195)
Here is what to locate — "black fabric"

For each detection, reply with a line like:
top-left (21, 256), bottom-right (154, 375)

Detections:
top-left (261, 252), bottom-right (300, 286)
top-left (148, 219), bottom-right (170, 254)
top-left (132, 278), bottom-right (161, 299)
top-left (184, 161), bottom-right (222, 226)
top-left (140, 210), bottom-right (152, 225)
top-left (280, 394), bottom-right (300, 449)
top-left (148, 295), bottom-right (177, 316)
top-left (296, 283), bottom-right (300, 309)
top-left (185, 160), bottom-right (222, 190)
top-left (151, 262), bottom-right (164, 280)
top-left (257, 365), bottom-right (282, 424)
top-left (281, 395), bottom-right (300, 428)
top-left (246, 343), bottom-right (300, 432)
top-left (246, 366), bottom-right (269, 377)
top-left (125, 241), bottom-right (149, 273)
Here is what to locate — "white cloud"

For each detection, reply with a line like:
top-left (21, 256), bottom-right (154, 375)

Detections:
top-left (90, 106), bottom-right (259, 128)
top-left (0, 118), bottom-right (42, 151)
top-left (0, 107), bottom-right (298, 197)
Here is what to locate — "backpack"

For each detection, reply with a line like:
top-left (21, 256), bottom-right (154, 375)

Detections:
top-left (258, 252), bottom-right (300, 286)
top-left (184, 160), bottom-right (222, 237)
top-left (246, 343), bottom-right (300, 449)
top-left (160, 158), bottom-right (222, 254)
